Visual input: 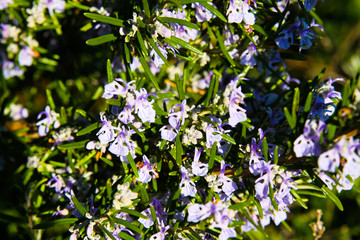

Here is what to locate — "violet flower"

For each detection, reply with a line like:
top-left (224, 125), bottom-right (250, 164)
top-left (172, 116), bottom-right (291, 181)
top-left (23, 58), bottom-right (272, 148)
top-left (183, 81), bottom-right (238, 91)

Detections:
top-left (187, 202), bottom-right (216, 222)
top-left (102, 78), bottom-right (135, 99)
top-left (240, 43), bottom-right (258, 67)
top-left (179, 166), bottom-right (197, 197)
top-left (159, 125), bottom-right (177, 142)
top-left (96, 114), bottom-right (116, 145)
top-left (191, 147), bottom-right (208, 177)
top-left (134, 88), bottom-right (157, 124)
top-left (137, 155), bottom-right (158, 183)
top-left (108, 126), bottom-right (137, 163)
top-left (227, 0), bottom-right (256, 25)
top-left (36, 105), bottom-right (60, 137)
top-left (192, 2), bottom-right (216, 22)
top-left (218, 160), bottom-right (238, 197)
top-left (18, 46), bottom-right (35, 66)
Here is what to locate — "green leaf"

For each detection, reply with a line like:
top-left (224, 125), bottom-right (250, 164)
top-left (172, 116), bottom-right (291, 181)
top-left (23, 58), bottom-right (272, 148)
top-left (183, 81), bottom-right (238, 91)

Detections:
top-left (138, 53), bottom-right (160, 91)
top-left (67, 1), bottom-right (90, 10)
top-left (176, 134), bottom-right (183, 167)
top-left (127, 153), bottom-right (139, 178)
top-left (142, 0), bottom-right (151, 18)
top-left (291, 189), bottom-right (308, 209)
top-left (71, 195), bottom-right (87, 216)
top-left (84, 12), bottom-right (124, 27)
top-left (114, 218), bottom-right (143, 235)
top-left (117, 232), bottom-right (137, 240)
top-left (200, 1), bottom-right (227, 22)
top-left (273, 145), bottom-right (279, 165)
top-left (208, 141), bottom-right (217, 170)
top-left (136, 30), bottom-right (148, 57)
top-left (284, 107), bottom-right (296, 129)
top-left (86, 34), bottom-right (117, 46)
top-left (119, 208), bottom-right (149, 220)
top-left (107, 59), bottom-right (114, 83)
top-left (304, 91), bottom-right (313, 112)
top-left (158, 17), bottom-right (200, 30)
top-left (77, 122), bottom-right (101, 136)
top-left (169, 36), bottom-right (203, 55)
top-left (292, 87), bottom-right (300, 120)
top-left (107, 99), bottom-right (122, 106)
top-left (57, 140), bottom-right (88, 150)
top-left (252, 24), bottom-right (268, 37)
top-left (146, 35), bottom-right (170, 66)
top-left (238, 23), bottom-right (257, 45)
top-left (263, 136), bottom-right (269, 162)
top-left (46, 89), bottom-right (56, 110)
top-left (229, 198), bottom-right (253, 210)
top-left (175, 73), bottom-right (185, 101)
top-left (32, 218), bottom-right (78, 229)
top-left (156, 92), bottom-right (176, 99)
top-left (205, 74), bottom-right (216, 107)
top-left (220, 133), bottom-right (236, 145)
top-left (97, 223), bottom-right (117, 240)
top-left (321, 186), bottom-right (343, 211)
top-left (215, 29), bottom-right (236, 67)
top-left (100, 157), bottom-right (114, 167)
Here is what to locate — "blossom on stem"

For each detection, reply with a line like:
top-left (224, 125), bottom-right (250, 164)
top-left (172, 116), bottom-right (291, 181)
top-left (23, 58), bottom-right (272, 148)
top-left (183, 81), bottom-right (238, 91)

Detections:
top-left (96, 113), bottom-right (116, 145)
top-left (137, 155), bottom-right (158, 183)
top-left (36, 105), bottom-right (60, 137)
top-left (134, 88), bottom-right (157, 124)
top-left (179, 166), bottom-right (197, 197)
top-left (227, 0), bottom-right (256, 25)
top-left (102, 78), bottom-right (135, 99)
top-left (191, 148), bottom-right (208, 177)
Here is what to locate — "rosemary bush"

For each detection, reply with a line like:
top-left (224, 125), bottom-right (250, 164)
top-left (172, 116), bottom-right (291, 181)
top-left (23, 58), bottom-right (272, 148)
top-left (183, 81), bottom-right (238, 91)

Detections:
top-left (1, 0), bottom-right (360, 239)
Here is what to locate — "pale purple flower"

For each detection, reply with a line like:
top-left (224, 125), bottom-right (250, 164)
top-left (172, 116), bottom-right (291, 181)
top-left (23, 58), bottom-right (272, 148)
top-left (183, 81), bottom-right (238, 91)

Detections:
top-left (293, 119), bottom-right (326, 157)
top-left (108, 126), bottom-right (137, 162)
top-left (187, 202), bottom-right (216, 222)
top-left (40, 0), bottom-right (65, 15)
top-left (118, 105), bottom-right (135, 124)
top-left (192, 3), bottom-right (216, 22)
top-left (150, 43), bottom-right (168, 68)
top-left (191, 148), bottom-right (208, 177)
top-left (36, 105), bottom-right (60, 137)
top-left (318, 147), bottom-right (340, 172)
top-left (8, 103), bottom-right (28, 120)
top-left (228, 94), bottom-right (247, 127)
top-left (168, 100), bottom-right (187, 131)
top-left (18, 46), bottom-right (34, 66)
top-left (240, 43), bottom-right (258, 67)
top-left (318, 171), bottom-right (335, 190)
top-left (102, 78), bottom-right (135, 99)
top-left (149, 224), bottom-right (170, 240)
top-left (159, 125), bottom-right (177, 142)
top-left (96, 114), bottom-right (116, 144)
top-left (137, 155), bottom-right (158, 183)
top-left (227, 0), bottom-right (255, 25)
top-left (180, 166), bottom-right (197, 197)
top-left (138, 208), bottom-right (154, 228)
top-left (2, 60), bottom-right (24, 79)
top-left (218, 160), bottom-right (238, 197)
top-left (0, 0), bottom-right (13, 10)
top-left (212, 208), bottom-right (237, 240)
top-left (134, 88), bottom-right (157, 124)
top-left (224, 25), bottom-right (240, 46)
top-left (205, 115), bottom-right (231, 156)
top-left (304, 0), bottom-right (317, 11)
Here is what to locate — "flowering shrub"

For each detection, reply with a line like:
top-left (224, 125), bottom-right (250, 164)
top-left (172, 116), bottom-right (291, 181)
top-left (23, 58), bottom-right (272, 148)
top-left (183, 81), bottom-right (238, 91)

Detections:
top-left (1, 0), bottom-right (360, 239)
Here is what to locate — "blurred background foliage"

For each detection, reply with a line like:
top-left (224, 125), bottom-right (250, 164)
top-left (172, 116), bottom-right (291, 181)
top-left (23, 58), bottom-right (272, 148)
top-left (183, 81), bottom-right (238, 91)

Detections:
top-left (1, 0), bottom-right (360, 239)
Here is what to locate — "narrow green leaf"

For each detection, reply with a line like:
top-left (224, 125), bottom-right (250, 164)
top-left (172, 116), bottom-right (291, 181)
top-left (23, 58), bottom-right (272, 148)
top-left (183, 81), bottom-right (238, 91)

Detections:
top-left (252, 24), bottom-right (268, 37)
top-left (77, 122), bottom-right (101, 136)
top-left (215, 29), bottom-right (236, 67)
top-left (205, 74), bottom-right (216, 107)
top-left (107, 99), bottom-right (122, 106)
top-left (208, 141), bottom-right (217, 170)
top-left (146, 35), bottom-right (170, 66)
top-left (292, 87), bottom-right (300, 119)
top-left (156, 92), bottom-right (176, 99)
top-left (119, 208), bottom-right (148, 221)
top-left (117, 232), bottom-right (137, 240)
top-left (176, 134), bottom-right (183, 167)
top-left (67, 1), bottom-right (91, 10)
top-left (136, 31), bottom-right (148, 57)
top-left (269, 182), bottom-right (278, 211)
top-left (262, 136), bottom-right (269, 162)
top-left (238, 23), bottom-right (257, 45)
top-left (229, 199), bottom-right (253, 210)
top-left (57, 140), bottom-right (88, 150)
top-left (127, 153), bottom-right (139, 178)
top-left (242, 211), bottom-right (268, 238)
top-left (220, 133), bottom-right (236, 145)
top-left (97, 223), bottom-right (117, 240)
top-left (138, 53), bottom-right (160, 91)
top-left (284, 107), bottom-right (296, 129)
top-left (158, 17), bottom-right (200, 30)
top-left (295, 190), bottom-right (326, 198)
top-left (304, 91), bottom-right (313, 112)
top-left (100, 157), bottom-right (114, 167)
top-left (200, 1), bottom-right (227, 22)
top-left (107, 59), bottom-right (114, 83)
top-left (46, 89), bottom-right (55, 110)
top-left (140, 185), bottom-right (150, 203)
top-left (124, 42), bottom-right (131, 63)
top-left (33, 218), bottom-right (78, 229)
top-left (273, 145), bottom-right (279, 165)
top-left (169, 36), bottom-right (203, 55)
top-left (114, 218), bottom-right (143, 235)
top-left (321, 186), bottom-right (344, 211)
top-left (175, 74), bottom-right (185, 100)
top-left (142, 0), bottom-right (151, 18)
top-left (86, 34), bottom-right (117, 46)
top-left (84, 12), bottom-right (124, 26)
top-left (71, 195), bottom-right (87, 216)
top-left (150, 205), bottom-right (157, 225)
top-left (291, 189), bottom-right (308, 209)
